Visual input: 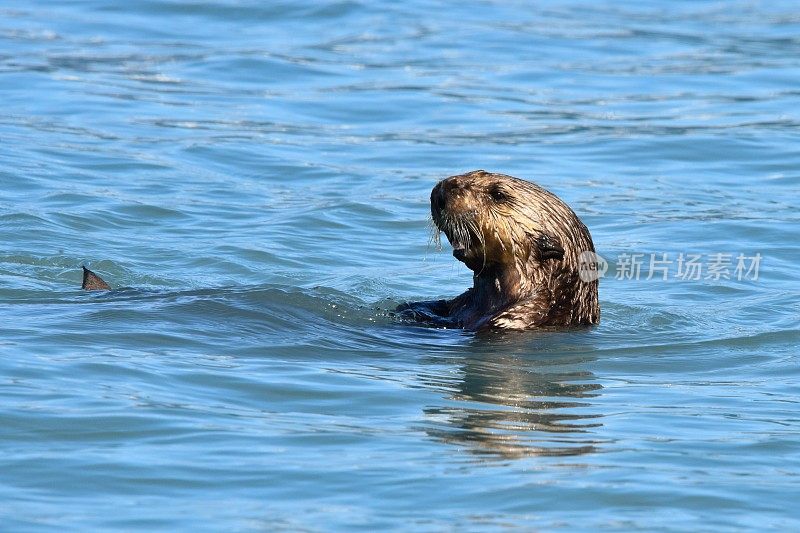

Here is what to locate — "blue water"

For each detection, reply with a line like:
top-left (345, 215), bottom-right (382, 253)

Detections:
top-left (2, 0), bottom-right (800, 530)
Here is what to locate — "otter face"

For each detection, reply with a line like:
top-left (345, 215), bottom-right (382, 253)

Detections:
top-left (430, 170), bottom-right (569, 273)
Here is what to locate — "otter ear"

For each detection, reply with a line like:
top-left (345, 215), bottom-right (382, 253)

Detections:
top-left (536, 233), bottom-right (565, 261)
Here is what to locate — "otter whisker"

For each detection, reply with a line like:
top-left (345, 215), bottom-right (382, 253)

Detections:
top-left (469, 218), bottom-right (489, 276)
top-left (428, 217), bottom-right (442, 251)
top-left (452, 216), bottom-right (470, 248)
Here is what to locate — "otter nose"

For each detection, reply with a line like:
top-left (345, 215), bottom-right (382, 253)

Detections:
top-left (432, 178), bottom-right (463, 213)
top-left (431, 181), bottom-right (447, 212)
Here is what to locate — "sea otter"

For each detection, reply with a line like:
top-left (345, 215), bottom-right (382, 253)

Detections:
top-left (397, 170), bottom-right (600, 331)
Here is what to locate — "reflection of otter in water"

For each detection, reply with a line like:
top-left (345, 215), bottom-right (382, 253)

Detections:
top-left (421, 337), bottom-right (604, 459)
top-left (398, 170), bottom-right (600, 331)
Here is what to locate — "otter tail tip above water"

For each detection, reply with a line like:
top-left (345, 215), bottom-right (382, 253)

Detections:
top-left (81, 266), bottom-right (111, 291)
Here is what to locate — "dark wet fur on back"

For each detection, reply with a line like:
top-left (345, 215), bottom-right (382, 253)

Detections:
top-left (398, 170), bottom-right (600, 331)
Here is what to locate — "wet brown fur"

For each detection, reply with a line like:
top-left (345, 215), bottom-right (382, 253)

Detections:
top-left (399, 170), bottom-right (599, 331)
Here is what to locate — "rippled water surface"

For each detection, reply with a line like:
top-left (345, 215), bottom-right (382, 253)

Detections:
top-left (2, 1), bottom-right (800, 530)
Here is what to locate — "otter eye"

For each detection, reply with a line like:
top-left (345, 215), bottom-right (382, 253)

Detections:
top-left (489, 184), bottom-right (508, 203)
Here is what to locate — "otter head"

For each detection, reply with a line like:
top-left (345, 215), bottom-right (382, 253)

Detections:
top-left (431, 170), bottom-right (579, 272)
top-left (431, 170), bottom-right (599, 322)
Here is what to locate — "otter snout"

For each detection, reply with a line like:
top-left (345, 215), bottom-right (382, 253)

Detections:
top-left (431, 177), bottom-right (462, 216)
top-left (430, 176), bottom-right (473, 224)
top-left (431, 181), bottom-right (447, 218)
top-left (430, 176), bottom-right (486, 271)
